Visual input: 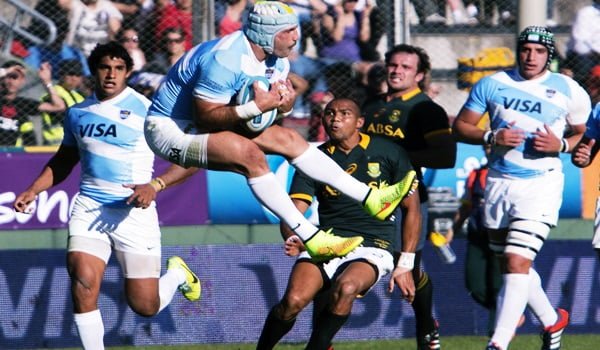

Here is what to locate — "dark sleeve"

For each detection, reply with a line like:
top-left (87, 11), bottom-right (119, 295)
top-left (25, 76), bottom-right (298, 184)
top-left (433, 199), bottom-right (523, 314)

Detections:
top-left (390, 142), bottom-right (415, 183)
top-left (411, 100), bottom-right (450, 138)
top-left (289, 169), bottom-right (317, 205)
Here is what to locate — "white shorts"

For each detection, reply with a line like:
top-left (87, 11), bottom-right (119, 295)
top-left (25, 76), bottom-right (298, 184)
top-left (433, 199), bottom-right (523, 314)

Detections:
top-left (67, 194), bottom-right (161, 278)
top-left (299, 246), bottom-right (394, 294)
top-left (484, 170), bottom-right (564, 229)
top-left (592, 197), bottom-right (600, 249)
top-left (144, 115), bottom-right (209, 168)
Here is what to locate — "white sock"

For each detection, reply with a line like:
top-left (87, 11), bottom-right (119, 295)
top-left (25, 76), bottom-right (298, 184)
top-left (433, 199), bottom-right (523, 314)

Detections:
top-left (528, 268), bottom-right (558, 327)
top-left (291, 146), bottom-right (370, 202)
top-left (157, 268), bottom-right (186, 313)
top-left (491, 273), bottom-right (530, 349)
top-left (74, 309), bottom-right (104, 350)
top-left (248, 172), bottom-right (318, 240)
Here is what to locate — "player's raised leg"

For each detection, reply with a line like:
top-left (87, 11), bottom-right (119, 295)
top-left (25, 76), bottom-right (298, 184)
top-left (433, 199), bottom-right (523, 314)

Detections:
top-left (254, 125), bottom-right (418, 220)
top-left (206, 130), bottom-right (364, 259)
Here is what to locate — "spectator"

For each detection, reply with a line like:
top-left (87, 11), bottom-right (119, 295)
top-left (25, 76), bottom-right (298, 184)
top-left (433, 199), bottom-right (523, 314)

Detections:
top-left (318, 0), bottom-right (375, 78)
top-left (67, 0), bottom-right (123, 57)
top-left (143, 27), bottom-right (187, 75)
top-left (565, 0), bottom-right (600, 86)
top-left (411, 0), bottom-right (446, 24)
top-left (117, 27), bottom-right (146, 71)
top-left (40, 59), bottom-right (87, 145)
top-left (24, 17), bottom-right (91, 80)
top-left (0, 61), bottom-right (65, 146)
top-left (217, 0), bottom-right (250, 37)
top-left (363, 62), bottom-right (387, 105)
top-left (26, 0), bottom-right (71, 46)
top-left (110, 0), bottom-right (142, 29)
top-left (155, 0), bottom-right (193, 51)
top-left (286, 0), bottom-right (328, 54)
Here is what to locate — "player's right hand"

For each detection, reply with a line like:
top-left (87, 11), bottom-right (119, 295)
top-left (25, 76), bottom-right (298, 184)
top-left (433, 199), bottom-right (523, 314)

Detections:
top-left (13, 191), bottom-right (37, 214)
top-left (253, 81), bottom-right (283, 112)
top-left (495, 121), bottom-right (525, 147)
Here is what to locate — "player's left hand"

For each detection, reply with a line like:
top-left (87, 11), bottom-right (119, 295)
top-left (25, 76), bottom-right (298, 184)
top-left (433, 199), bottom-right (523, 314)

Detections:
top-left (388, 266), bottom-right (415, 303)
top-left (533, 124), bottom-right (562, 153)
top-left (124, 183), bottom-right (157, 208)
top-left (572, 138), bottom-right (596, 167)
top-left (276, 79), bottom-right (296, 115)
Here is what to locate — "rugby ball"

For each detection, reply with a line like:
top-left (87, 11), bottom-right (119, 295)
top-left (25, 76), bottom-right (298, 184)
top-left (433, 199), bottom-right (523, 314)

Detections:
top-left (236, 76), bottom-right (278, 133)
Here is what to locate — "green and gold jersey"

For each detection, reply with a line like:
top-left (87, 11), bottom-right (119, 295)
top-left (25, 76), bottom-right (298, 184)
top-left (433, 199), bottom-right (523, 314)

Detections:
top-left (289, 133), bottom-right (414, 253)
top-left (362, 88), bottom-right (451, 202)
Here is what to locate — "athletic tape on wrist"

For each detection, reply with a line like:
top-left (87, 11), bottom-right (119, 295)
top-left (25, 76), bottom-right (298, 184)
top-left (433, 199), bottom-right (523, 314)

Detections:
top-left (396, 252), bottom-right (415, 270)
top-left (235, 101), bottom-right (262, 120)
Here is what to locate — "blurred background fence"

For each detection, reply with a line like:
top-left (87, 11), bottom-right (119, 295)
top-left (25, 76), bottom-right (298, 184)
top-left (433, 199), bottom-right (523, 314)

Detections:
top-left (0, 0), bottom-right (597, 146)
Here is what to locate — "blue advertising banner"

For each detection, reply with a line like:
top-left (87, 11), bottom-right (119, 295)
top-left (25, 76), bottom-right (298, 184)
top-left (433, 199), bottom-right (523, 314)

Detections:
top-left (1, 240), bottom-right (598, 348)
top-left (424, 143), bottom-right (583, 218)
top-left (0, 152), bottom-right (209, 229)
top-left (206, 143), bottom-right (584, 224)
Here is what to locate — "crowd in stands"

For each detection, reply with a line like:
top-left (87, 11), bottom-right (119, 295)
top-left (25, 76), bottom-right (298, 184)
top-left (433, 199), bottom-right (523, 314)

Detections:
top-left (0, 0), bottom-right (593, 147)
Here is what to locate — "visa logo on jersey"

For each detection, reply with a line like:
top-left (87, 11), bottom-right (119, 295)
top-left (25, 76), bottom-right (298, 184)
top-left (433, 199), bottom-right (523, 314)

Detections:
top-left (502, 97), bottom-right (542, 113)
top-left (78, 123), bottom-right (117, 138)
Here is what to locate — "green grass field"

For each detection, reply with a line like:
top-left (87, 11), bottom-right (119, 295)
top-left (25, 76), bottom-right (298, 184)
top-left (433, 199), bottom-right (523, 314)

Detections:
top-left (42, 334), bottom-right (600, 350)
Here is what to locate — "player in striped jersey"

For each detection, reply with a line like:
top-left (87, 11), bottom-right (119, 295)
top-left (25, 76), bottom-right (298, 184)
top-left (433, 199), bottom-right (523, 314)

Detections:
top-left (13, 42), bottom-right (200, 350)
top-left (453, 26), bottom-right (591, 350)
top-left (144, 1), bottom-right (417, 261)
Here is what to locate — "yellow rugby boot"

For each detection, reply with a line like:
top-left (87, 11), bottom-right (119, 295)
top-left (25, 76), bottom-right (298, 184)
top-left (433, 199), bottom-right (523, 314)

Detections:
top-left (167, 256), bottom-right (201, 302)
top-left (363, 170), bottom-right (418, 220)
top-left (304, 228), bottom-right (363, 261)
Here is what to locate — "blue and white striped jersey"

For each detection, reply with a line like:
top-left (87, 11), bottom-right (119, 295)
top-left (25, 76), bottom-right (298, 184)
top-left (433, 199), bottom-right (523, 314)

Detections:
top-left (63, 87), bottom-right (153, 205)
top-left (463, 69), bottom-right (591, 178)
top-left (585, 103), bottom-right (600, 141)
top-left (148, 30), bottom-right (290, 122)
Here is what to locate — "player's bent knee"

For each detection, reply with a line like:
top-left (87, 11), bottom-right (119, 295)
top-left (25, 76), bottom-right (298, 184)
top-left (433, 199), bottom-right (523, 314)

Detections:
top-left (282, 293), bottom-right (312, 316)
top-left (335, 279), bottom-right (362, 299)
top-left (128, 297), bottom-right (160, 317)
top-left (505, 219), bottom-right (550, 261)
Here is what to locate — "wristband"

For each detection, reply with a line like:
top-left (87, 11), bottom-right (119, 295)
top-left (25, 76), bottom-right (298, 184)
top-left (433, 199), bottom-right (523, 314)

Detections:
top-left (45, 82), bottom-right (54, 89)
top-left (483, 130), bottom-right (497, 145)
top-left (235, 101), bottom-right (262, 120)
top-left (0, 68), bottom-right (6, 78)
top-left (396, 252), bottom-right (415, 270)
top-left (150, 177), bottom-right (166, 192)
top-left (560, 138), bottom-right (569, 153)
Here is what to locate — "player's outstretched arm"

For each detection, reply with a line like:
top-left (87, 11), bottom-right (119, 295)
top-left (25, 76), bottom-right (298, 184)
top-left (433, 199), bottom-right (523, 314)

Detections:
top-left (388, 188), bottom-right (421, 303)
top-left (125, 164), bottom-right (199, 208)
top-left (14, 145), bottom-right (80, 213)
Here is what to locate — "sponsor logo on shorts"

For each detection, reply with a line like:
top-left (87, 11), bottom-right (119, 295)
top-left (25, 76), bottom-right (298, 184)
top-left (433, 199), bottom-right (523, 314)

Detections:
top-left (169, 147), bottom-right (182, 164)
